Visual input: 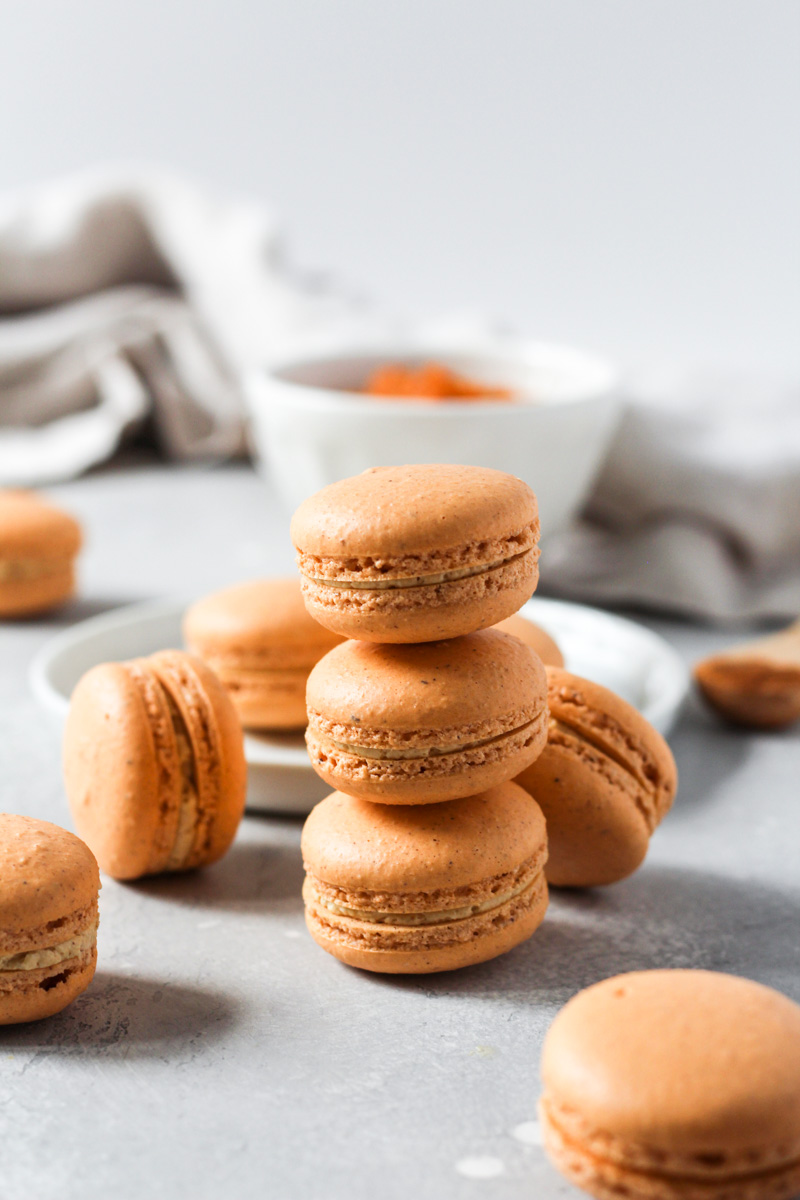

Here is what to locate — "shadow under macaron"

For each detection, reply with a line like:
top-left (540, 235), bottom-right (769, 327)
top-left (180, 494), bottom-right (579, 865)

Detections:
top-left (365, 864), bottom-right (800, 1005)
top-left (127, 816), bottom-right (306, 914)
top-left (0, 972), bottom-right (241, 1060)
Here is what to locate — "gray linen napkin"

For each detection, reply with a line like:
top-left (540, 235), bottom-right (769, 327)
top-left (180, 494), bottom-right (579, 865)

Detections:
top-left (543, 369), bottom-right (800, 622)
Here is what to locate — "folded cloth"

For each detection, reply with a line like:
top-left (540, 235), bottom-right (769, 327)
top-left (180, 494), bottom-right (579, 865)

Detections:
top-left (1, 169), bottom-right (798, 622)
top-left (0, 165), bottom-right (366, 484)
top-left (542, 368), bottom-right (800, 623)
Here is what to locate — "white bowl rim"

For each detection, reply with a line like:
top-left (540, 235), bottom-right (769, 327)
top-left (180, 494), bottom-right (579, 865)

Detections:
top-left (249, 338), bottom-right (620, 415)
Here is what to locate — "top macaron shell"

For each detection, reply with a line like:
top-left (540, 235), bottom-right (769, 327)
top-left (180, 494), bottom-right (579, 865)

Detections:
top-left (0, 490), bottom-right (82, 617)
top-left (305, 628), bottom-right (550, 803)
top-left (183, 578), bottom-right (343, 729)
top-left (291, 464), bottom-right (540, 642)
top-left (541, 970), bottom-right (800, 1169)
top-left (183, 578), bottom-right (342, 669)
top-left (0, 814), bottom-right (99, 942)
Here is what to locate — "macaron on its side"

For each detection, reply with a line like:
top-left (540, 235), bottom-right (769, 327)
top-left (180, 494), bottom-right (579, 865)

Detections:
top-left (183, 578), bottom-right (343, 730)
top-left (539, 971), bottom-right (800, 1200)
top-left (493, 613), bottom-right (564, 668)
top-left (291, 464), bottom-right (540, 643)
top-left (64, 651), bottom-right (246, 880)
top-left (0, 814), bottom-right (100, 1024)
top-left (516, 668), bottom-right (677, 886)
top-left (0, 490), bottom-right (82, 617)
top-left (305, 631), bottom-right (550, 804)
top-left (301, 784), bottom-right (549, 973)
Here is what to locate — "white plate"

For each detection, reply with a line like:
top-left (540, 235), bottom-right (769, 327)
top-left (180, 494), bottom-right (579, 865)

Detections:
top-left (30, 596), bottom-right (688, 815)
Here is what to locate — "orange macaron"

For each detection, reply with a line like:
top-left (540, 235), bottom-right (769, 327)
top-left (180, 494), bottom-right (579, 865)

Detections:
top-left (540, 970), bottom-right (800, 1200)
top-left (302, 782), bottom-right (548, 973)
top-left (305, 628), bottom-right (549, 804)
top-left (183, 578), bottom-right (343, 730)
top-left (63, 650), bottom-right (247, 880)
top-left (291, 464), bottom-right (540, 643)
top-left (0, 814), bottom-right (100, 1024)
top-left (0, 489), bottom-right (82, 617)
top-left (494, 612), bottom-right (564, 668)
top-left (516, 667), bottom-right (677, 886)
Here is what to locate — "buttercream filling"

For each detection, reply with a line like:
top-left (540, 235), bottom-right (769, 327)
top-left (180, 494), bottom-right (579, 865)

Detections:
top-left (0, 558), bottom-right (65, 581)
top-left (320, 718), bottom-right (537, 761)
top-left (164, 694), bottom-right (200, 870)
top-left (303, 548), bottom-right (532, 591)
top-left (0, 924), bottom-right (97, 972)
top-left (309, 873), bottom-right (539, 926)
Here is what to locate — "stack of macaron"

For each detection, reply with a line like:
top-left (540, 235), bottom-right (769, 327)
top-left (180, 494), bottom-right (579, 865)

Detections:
top-left (291, 464), bottom-right (555, 974)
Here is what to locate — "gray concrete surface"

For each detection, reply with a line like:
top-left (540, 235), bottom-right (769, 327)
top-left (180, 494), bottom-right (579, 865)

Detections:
top-left (1, 461), bottom-right (798, 1200)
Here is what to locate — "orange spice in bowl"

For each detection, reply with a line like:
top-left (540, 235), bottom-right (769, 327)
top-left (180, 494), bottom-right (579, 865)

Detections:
top-left (363, 362), bottom-right (513, 402)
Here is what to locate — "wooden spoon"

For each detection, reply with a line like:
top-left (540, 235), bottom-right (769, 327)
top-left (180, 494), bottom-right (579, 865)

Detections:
top-left (694, 619), bottom-right (800, 730)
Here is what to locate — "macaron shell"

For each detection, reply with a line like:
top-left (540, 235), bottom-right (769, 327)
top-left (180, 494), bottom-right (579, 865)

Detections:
top-left (290, 464), bottom-right (538, 557)
top-left (541, 971), bottom-right (800, 1155)
top-left (0, 490), bottom-right (82, 558)
top-left (302, 783), bottom-right (547, 894)
top-left (63, 661), bottom-right (181, 880)
top-left (211, 664), bottom-right (309, 730)
top-left (0, 814), bottom-right (100, 935)
top-left (183, 577), bottom-right (342, 670)
top-left (0, 946), bottom-right (97, 1025)
top-left (304, 878), bottom-right (548, 974)
top-left (546, 667), bottom-right (678, 829)
top-left (306, 630), bottom-right (546, 731)
top-left (0, 562), bottom-right (77, 617)
top-left (516, 738), bottom-right (652, 887)
top-left (148, 652), bottom-right (247, 869)
top-left (494, 613), bottom-right (564, 668)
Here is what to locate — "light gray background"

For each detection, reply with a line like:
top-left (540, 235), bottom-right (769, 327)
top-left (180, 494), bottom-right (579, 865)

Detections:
top-left (1, 0), bottom-right (798, 373)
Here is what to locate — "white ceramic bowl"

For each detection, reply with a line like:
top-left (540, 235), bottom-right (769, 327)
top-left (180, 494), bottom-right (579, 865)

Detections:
top-left (245, 341), bottom-right (621, 536)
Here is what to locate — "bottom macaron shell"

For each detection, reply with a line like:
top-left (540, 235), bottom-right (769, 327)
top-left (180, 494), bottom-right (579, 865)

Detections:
top-left (517, 742), bottom-right (652, 887)
top-left (540, 1101), bottom-right (800, 1200)
top-left (0, 563), bottom-right (75, 617)
top-left (0, 946), bottom-right (97, 1025)
top-left (304, 875), bottom-right (548, 974)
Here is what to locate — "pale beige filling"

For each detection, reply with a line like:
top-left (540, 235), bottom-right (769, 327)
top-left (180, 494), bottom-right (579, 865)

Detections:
top-left (0, 558), bottom-right (64, 581)
top-left (310, 874), bottom-right (538, 926)
top-left (0, 924), bottom-right (97, 972)
top-left (165, 703), bottom-right (200, 871)
top-left (323, 719), bottom-right (536, 761)
top-left (304, 548), bottom-right (531, 591)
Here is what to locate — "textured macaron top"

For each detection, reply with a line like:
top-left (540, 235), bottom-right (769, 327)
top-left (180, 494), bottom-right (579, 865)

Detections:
top-left (302, 782), bottom-right (547, 894)
top-left (307, 629), bottom-right (547, 737)
top-left (546, 667), bottom-right (677, 831)
top-left (542, 970), bottom-right (800, 1156)
top-left (0, 814), bottom-right (99, 944)
top-left (291, 464), bottom-right (538, 571)
top-left (183, 578), bottom-right (342, 669)
top-left (0, 490), bottom-right (82, 559)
